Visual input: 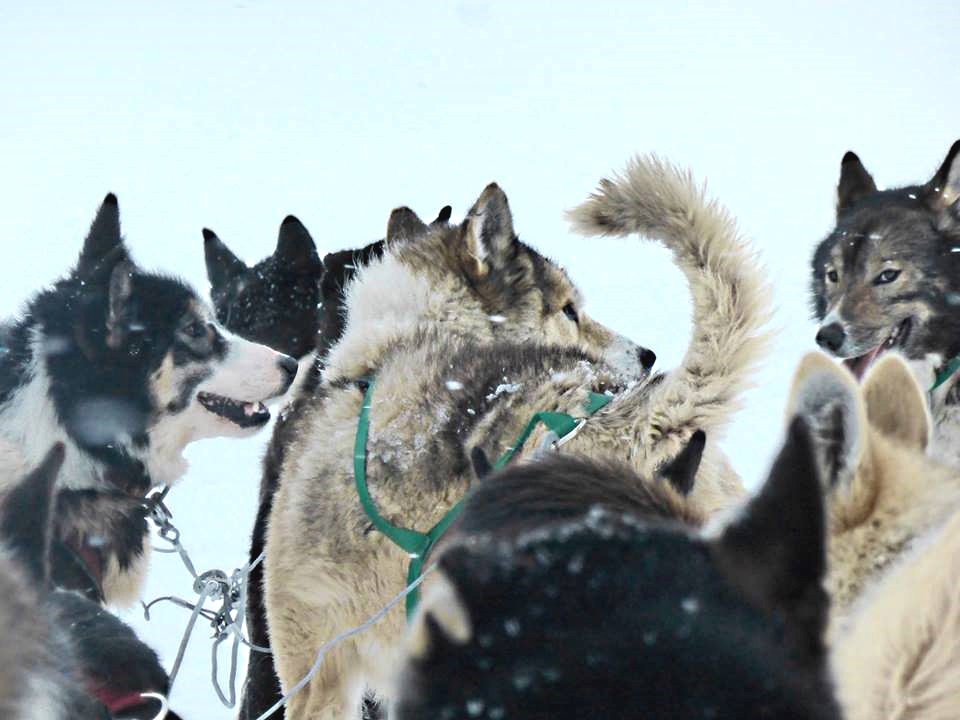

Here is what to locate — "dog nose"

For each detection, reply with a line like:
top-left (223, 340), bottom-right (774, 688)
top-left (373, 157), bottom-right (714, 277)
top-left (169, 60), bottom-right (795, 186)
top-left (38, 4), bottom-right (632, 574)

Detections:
top-left (816, 323), bottom-right (846, 353)
top-left (278, 355), bottom-right (298, 387)
top-left (638, 348), bottom-right (657, 370)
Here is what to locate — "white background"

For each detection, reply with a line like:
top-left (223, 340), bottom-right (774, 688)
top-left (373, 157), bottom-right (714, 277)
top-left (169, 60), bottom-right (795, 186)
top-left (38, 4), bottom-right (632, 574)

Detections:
top-left (1, 2), bottom-right (957, 717)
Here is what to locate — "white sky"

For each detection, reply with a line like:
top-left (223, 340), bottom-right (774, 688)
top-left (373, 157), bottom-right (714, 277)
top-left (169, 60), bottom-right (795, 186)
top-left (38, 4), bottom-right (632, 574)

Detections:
top-left (1, 2), bottom-right (957, 717)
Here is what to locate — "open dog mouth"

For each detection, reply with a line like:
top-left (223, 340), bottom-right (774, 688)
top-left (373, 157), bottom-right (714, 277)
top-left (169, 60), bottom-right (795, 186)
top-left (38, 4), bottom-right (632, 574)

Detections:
top-left (197, 391), bottom-right (271, 428)
top-left (844, 318), bottom-right (912, 380)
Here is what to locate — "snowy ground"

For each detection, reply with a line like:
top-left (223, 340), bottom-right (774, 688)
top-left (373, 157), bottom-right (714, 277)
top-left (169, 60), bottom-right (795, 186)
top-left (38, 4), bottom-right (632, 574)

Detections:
top-left (1, 2), bottom-right (958, 717)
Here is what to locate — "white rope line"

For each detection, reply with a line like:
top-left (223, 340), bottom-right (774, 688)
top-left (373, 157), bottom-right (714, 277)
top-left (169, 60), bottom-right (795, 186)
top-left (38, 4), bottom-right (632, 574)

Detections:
top-left (253, 564), bottom-right (436, 720)
top-left (146, 490), bottom-right (432, 717)
top-left (159, 580), bottom-right (219, 687)
top-left (209, 551), bottom-right (265, 706)
top-left (139, 691), bottom-right (170, 720)
top-left (144, 501), bottom-right (270, 708)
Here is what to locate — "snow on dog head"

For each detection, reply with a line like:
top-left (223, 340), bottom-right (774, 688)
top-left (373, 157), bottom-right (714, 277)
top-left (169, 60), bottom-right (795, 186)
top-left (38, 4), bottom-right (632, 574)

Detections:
top-left (34, 195), bottom-right (298, 485)
top-left (0, 194), bottom-right (297, 604)
top-left (325, 183), bottom-right (655, 382)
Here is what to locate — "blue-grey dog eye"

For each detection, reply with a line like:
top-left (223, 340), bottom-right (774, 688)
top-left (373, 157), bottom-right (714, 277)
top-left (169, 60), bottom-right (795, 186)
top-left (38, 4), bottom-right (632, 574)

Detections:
top-left (874, 269), bottom-right (901, 285)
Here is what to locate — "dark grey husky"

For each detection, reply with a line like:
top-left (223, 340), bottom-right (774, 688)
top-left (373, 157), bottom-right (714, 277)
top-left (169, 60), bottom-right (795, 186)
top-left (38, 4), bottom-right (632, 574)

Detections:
top-left (810, 140), bottom-right (960, 462)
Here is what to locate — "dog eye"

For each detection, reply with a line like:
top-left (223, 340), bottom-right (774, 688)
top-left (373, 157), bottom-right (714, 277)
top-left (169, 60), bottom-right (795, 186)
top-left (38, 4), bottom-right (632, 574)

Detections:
top-left (874, 269), bottom-right (901, 285)
top-left (826, 268), bottom-right (839, 283)
top-left (562, 302), bottom-right (579, 323)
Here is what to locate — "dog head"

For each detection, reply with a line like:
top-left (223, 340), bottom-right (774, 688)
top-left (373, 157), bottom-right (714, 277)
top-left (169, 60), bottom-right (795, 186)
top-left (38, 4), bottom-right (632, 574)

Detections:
top-left (204, 215), bottom-right (323, 359)
top-left (784, 351), bottom-right (960, 609)
top-left (27, 194), bottom-right (297, 486)
top-left (205, 208), bottom-right (452, 364)
top-left (811, 141), bottom-right (960, 379)
top-left (394, 420), bottom-right (837, 719)
top-left (327, 185), bottom-right (654, 382)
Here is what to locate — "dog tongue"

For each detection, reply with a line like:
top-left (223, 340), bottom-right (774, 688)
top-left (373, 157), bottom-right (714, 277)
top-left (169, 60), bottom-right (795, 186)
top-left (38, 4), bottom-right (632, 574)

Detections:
top-left (844, 344), bottom-right (885, 380)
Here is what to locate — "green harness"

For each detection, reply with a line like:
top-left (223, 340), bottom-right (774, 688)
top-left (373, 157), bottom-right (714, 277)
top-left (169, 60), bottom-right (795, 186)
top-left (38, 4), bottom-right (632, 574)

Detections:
top-left (353, 377), bottom-right (612, 618)
top-left (931, 355), bottom-right (960, 394)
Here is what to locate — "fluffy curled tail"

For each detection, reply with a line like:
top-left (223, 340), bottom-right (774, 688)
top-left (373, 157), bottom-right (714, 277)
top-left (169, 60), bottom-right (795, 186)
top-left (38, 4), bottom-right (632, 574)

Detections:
top-left (568, 155), bottom-right (771, 452)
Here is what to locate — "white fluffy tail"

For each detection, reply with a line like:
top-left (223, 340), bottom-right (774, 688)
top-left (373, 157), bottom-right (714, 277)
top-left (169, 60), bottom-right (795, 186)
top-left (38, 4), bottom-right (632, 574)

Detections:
top-left (569, 155), bottom-right (771, 454)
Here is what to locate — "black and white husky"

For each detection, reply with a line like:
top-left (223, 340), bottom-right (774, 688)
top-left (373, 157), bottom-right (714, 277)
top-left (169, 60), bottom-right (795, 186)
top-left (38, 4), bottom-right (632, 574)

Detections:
top-left (0, 193), bottom-right (297, 606)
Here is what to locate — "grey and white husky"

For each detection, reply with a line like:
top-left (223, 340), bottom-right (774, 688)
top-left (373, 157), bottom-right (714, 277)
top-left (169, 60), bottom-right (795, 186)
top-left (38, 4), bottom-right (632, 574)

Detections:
top-left (263, 155), bottom-right (769, 717)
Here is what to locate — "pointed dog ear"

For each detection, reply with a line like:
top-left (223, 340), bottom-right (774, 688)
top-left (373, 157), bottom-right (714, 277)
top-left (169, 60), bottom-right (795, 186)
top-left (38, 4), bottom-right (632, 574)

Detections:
top-left (0, 444), bottom-right (65, 588)
top-left (404, 570), bottom-right (473, 661)
top-left (659, 430), bottom-right (706, 496)
top-left (387, 207), bottom-right (429, 244)
top-left (203, 228), bottom-right (247, 288)
top-left (785, 352), bottom-right (865, 490)
top-left (711, 418), bottom-right (829, 655)
top-left (432, 205), bottom-right (453, 225)
top-left (106, 260), bottom-right (136, 350)
top-left (78, 193), bottom-right (125, 277)
top-left (275, 215), bottom-right (320, 271)
top-left (836, 151), bottom-right (877, 216)
top-left (862, 354), bottom-right (930, 451)
top-left (928, 139), bottom-right (960, 218)
top-left (461, 183), bottom-right (519, 279)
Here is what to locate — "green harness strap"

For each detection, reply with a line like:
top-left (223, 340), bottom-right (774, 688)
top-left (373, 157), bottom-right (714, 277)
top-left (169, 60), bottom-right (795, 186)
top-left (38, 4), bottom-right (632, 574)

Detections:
top-left (931, 355), bottom-right (960, 393)
top-left (353, 377), bottom-right (612, 618)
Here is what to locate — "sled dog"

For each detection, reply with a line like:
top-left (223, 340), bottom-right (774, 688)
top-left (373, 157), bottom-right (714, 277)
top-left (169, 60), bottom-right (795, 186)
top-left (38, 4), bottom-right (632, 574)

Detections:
top-left (785, 351), bottom-right (960, 629)
top-left (0, 194), bottom-right (296, 605)
top-left (233, 208), bottom-right (451, 719)
top-left (393, 420), bottom-right (840, 719)
top-left (265, 156), bottom-right (769, 717)
top-left (810, 140), bottom-right (960, 463)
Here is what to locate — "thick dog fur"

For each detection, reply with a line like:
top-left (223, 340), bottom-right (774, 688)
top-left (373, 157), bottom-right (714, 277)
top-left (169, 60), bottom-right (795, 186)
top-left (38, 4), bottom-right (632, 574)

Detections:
top-left (237, 213), bottom-right (455, 719)
top-left (785, 351), bottom-right (960, 632)
top-left (832, 509), bottom-right (960, 719)
top-left (0, 445), bottom-right (100, 719)
top-left (264, 156), bottom-right (769, 717)
top-left (392, 420), bottom-right (840, 719)
top-left (0, 194), bottom-right (296, 606)
top-left (0, 445), bottom-right (181, 719)
top-left (0, 548), bottom-right (108, 719)
top-left (810, 140), bottom-right (960, 463)
top-left (566, 157), bottom-right (770, 497)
